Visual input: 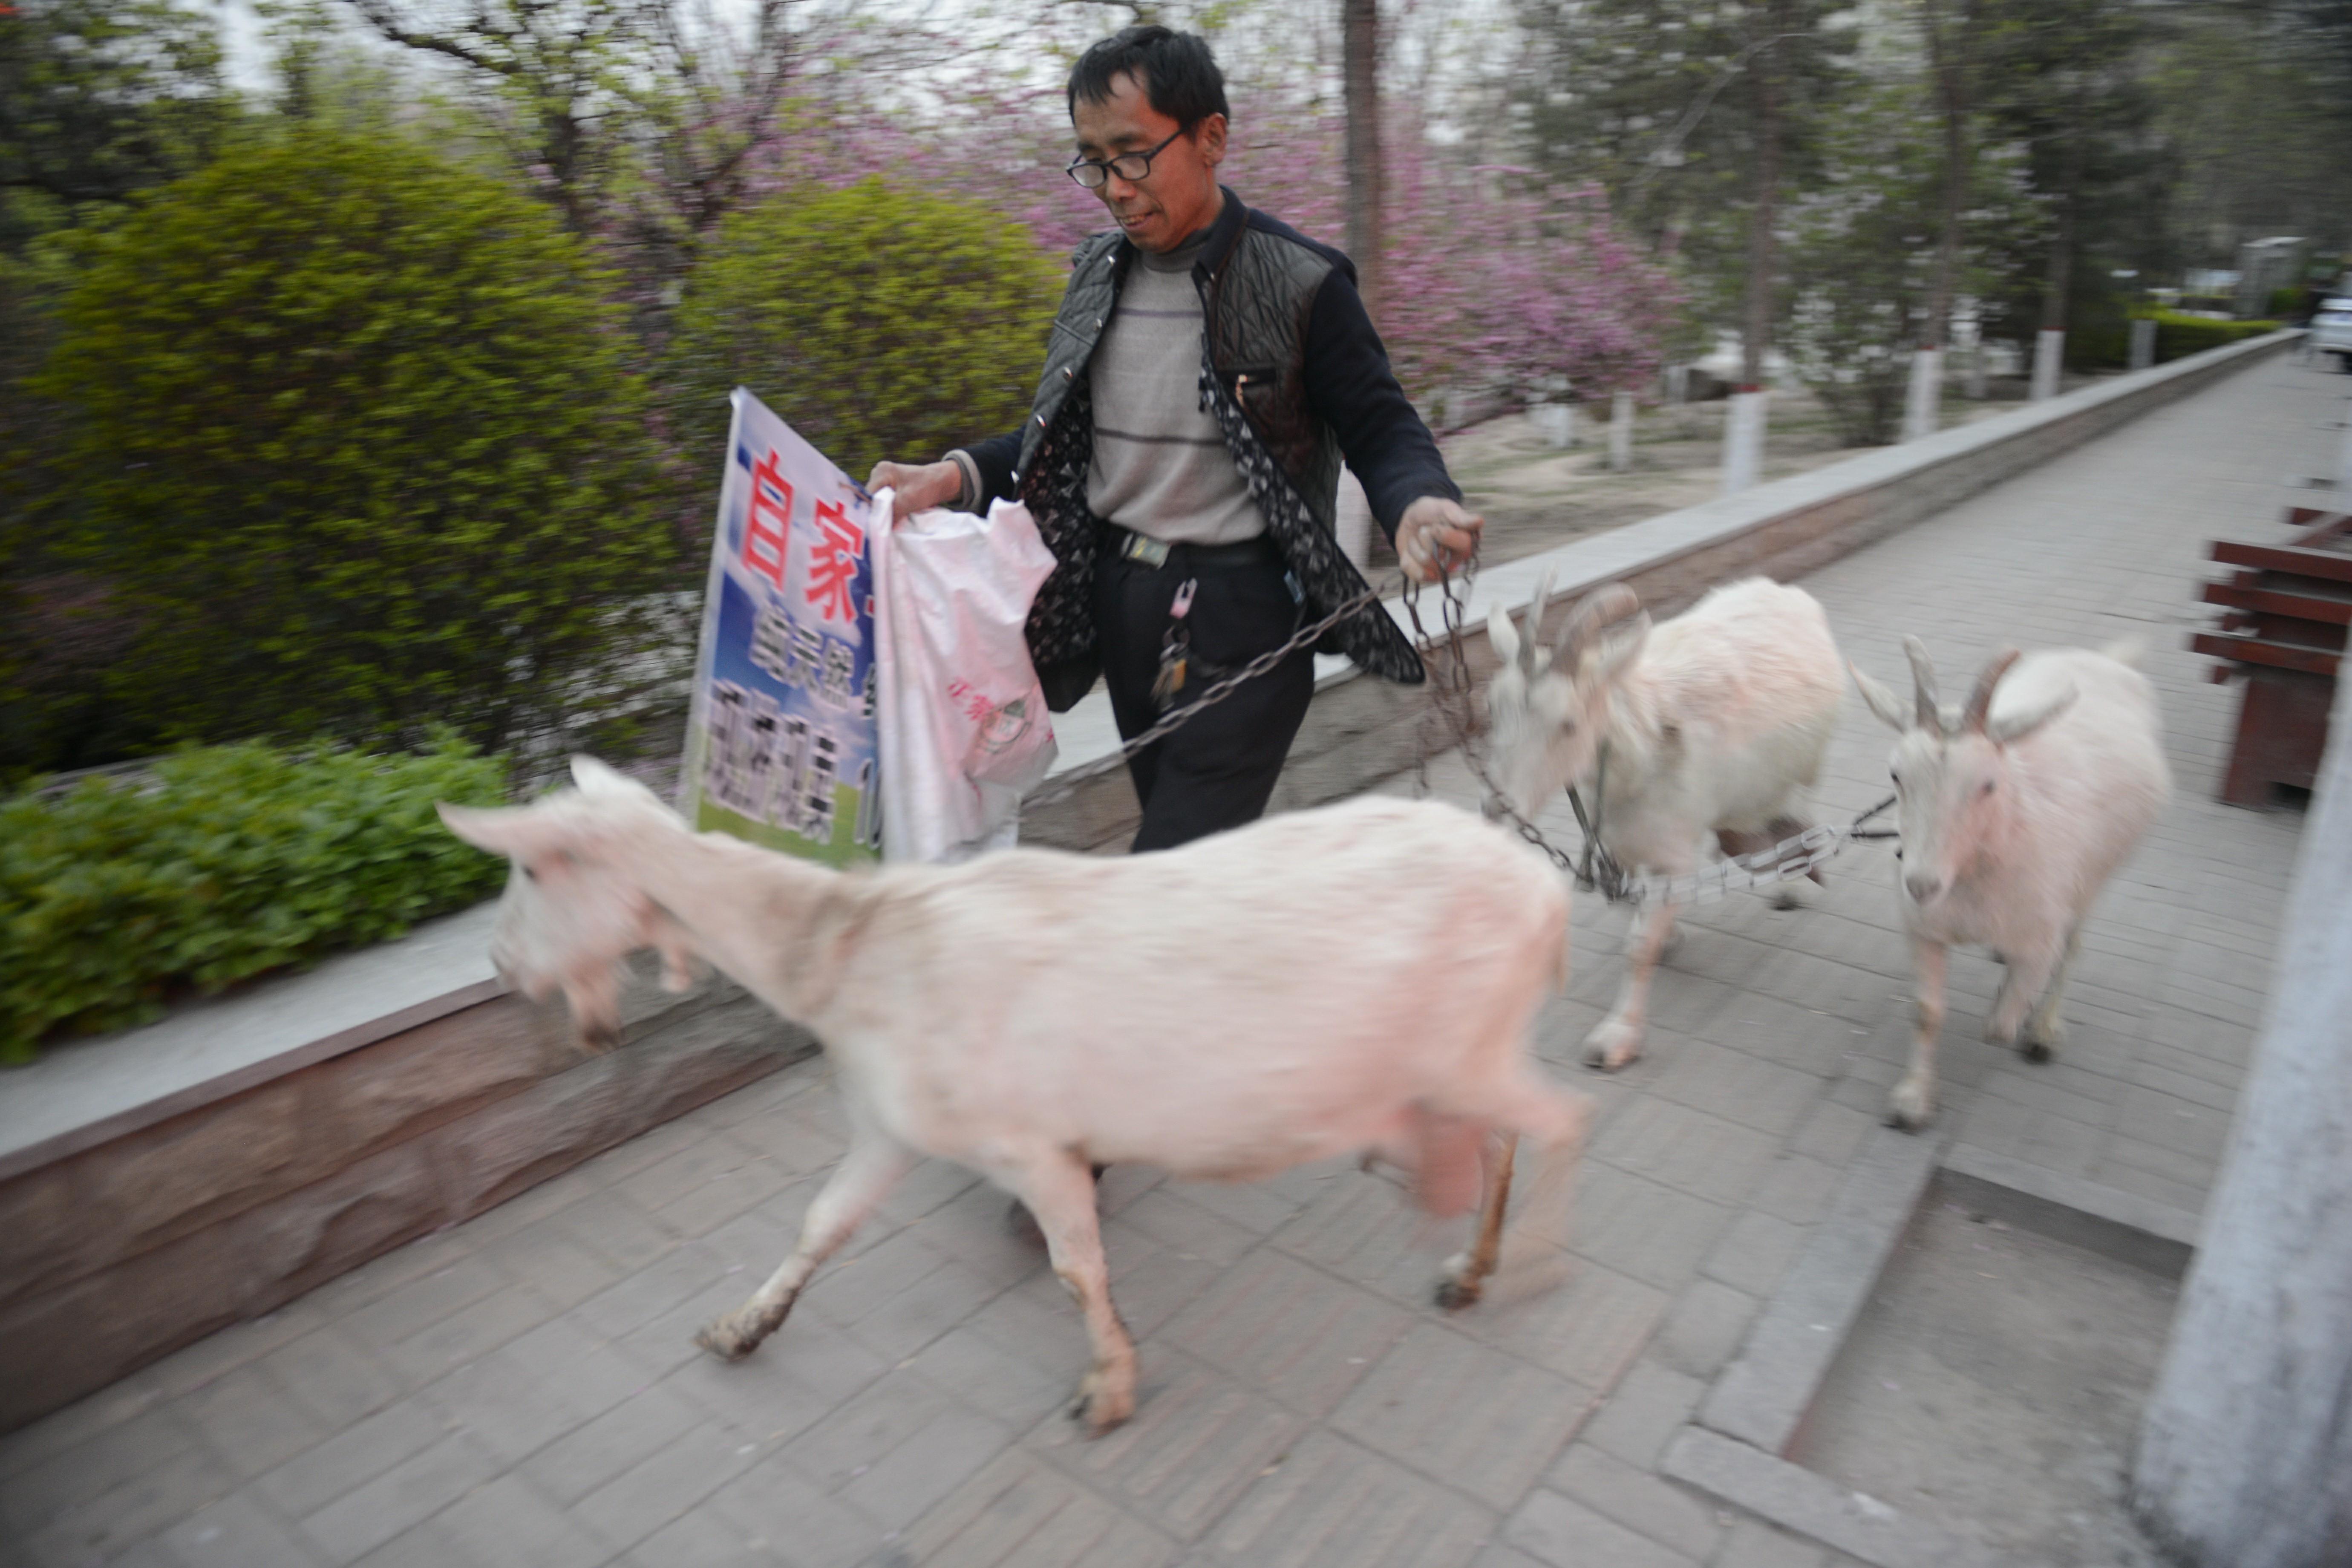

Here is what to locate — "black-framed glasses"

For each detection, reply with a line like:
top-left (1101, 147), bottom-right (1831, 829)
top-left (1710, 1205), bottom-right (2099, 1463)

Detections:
top-left (1066, 127), bottom-right (1185, 189)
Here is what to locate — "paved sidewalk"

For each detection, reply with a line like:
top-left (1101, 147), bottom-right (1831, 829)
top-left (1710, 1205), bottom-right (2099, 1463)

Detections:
top-left (0, 356), bottom-right (2326, 1568)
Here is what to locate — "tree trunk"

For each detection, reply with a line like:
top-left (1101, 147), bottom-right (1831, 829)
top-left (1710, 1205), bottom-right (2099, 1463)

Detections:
top-left (2133, 669), bottom-right (2352, 1567)
top-left (2040, 77), bottom-right (2085, 337)
top-left (1727, 0), bottom-right (1784, 493)
top-left (1920, 0), bottom-right (1970, 354)
top-left (1343, 0), bottom-right (1384, 312)
top-left (1741, 0), bottom-right (1784, 389)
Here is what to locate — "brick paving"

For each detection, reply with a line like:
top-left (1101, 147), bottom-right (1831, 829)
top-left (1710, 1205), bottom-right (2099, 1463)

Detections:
top-left (0, 355), bottom-right (2326, 1568)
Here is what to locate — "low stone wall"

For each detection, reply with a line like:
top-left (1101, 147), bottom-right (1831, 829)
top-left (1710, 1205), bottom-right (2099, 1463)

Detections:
top-left (0, 964), bottom-right (810, 1432)
top-left (1021, 331), bottom-right (2297, 850)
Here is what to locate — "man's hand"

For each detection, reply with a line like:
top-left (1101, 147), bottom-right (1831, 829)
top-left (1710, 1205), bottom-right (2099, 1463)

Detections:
top-left (1397, 496), bottom-right (1484, 582)
top-left (867, 459), bottom-right (965, 524)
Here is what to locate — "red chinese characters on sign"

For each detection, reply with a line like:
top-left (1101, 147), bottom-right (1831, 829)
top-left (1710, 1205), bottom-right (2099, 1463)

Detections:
top-left (743, 450), bottom-right (795, 591)
top-left (805, 499), bottom-right (863, 625)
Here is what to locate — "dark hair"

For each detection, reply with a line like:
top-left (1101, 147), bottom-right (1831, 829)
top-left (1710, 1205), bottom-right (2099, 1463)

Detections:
top-left (1066, 26), bottom-right (1230, 131)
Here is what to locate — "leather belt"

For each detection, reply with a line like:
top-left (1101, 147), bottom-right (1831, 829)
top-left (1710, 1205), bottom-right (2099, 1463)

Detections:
top-left (1105, 524), bottom-right (1280, 572)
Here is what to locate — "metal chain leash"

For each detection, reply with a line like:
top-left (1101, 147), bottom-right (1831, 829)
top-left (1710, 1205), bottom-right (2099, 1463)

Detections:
top-left (1020, 574), bottom-right (1397, 812)
top-left (1400, 558), bottom-right (1900, 908)
top-left (1016, 544), bottom-right (1899, 904)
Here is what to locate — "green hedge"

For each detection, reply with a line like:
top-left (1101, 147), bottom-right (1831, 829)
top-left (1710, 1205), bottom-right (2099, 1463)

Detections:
top-left (25, 128), bottom-right (673, 759)
top-left (2148, 310), bottom-right (2281, 360)
top-left (2072, 310), bottom-right (2281, 369)
top-left (667, 177), bottom-right (1064, 483)
top-left (1, 739), bottom-right (509, 1061)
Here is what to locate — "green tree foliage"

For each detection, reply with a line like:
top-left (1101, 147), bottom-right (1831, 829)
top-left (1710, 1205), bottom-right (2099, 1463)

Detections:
top-left (666, 177), bottom-right (1063, 483)
top-left (26, 129), bottom-right (678, 760)
top-left (0, 0), bottom-right (230, 235)
top-left (2147, 9), bottom-right (2352, 264)
top-left (1511, 0), bottom-right (1856, 324)
top-left (1781, 70), bottom-right (2040, 444)
top-left (1969, 0), bottom-right (2165, 338)
top-left (0, 738), bottom-right (508, 1060)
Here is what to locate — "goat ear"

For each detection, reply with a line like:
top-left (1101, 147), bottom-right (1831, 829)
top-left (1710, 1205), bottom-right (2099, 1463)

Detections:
top-left (1487, 603), bottom-right (1522, 669)
top-left (571, 756), bottom-right (647, 799)
top-left (437, 801), bottom-right (565, 860)
top-left (1850, 663), bottom-right (1912, 733)
top-left (1987, 683), bottom-right (2075, 745)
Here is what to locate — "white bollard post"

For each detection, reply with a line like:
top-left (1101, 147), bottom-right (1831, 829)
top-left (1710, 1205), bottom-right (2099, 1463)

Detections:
top-left (1902, 348), bottom-right (1943, 441)
top-left (1609, 389), bottom-right (1634, 472)
top-left (2130, 317), bottom-right (2157, 372)
top-left (1721, 388), bottom-right (1767, 496)
top-left (1334, 465), bottom-right (1374, 572)
top-left (2031, 329), bottom-right (2065, 401)
top-left (1532, 402), bottom-right (1575, 450)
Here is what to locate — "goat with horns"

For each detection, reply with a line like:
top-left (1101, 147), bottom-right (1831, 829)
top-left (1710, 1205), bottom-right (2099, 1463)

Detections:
top-left (1482, 576), bottom-right (1846, 1071)
top-left (1850, 637), bottom-right (2170, 1128)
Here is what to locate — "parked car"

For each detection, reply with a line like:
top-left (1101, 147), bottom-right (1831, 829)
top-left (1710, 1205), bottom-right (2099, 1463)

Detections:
top-left (2309, 296), bottom-right (2352, 369)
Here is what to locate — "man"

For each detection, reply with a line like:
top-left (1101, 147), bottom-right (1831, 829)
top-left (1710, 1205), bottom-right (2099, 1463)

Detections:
top-left (870, 24), bottom-right (1480, 853)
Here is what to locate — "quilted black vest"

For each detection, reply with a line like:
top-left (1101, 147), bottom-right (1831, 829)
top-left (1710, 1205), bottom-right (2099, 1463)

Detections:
top-left (1012, 195), bottom-right (1424, 690)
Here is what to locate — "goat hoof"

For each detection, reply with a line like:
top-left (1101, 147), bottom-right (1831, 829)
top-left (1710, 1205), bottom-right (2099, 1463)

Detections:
top-left (1070, 1369), bottom-right (1135, 1435)
top-left (1582, 1022), bottom-right (1641, 1072)
top-left (695, 1301), bottom-right (787, 1362)
top-left (1433, 1275), bottom-right (1484, 1311)
top-left (1885, 1081), bottom-right (1934, 1131)
top-left (694, 1322), bottom-right (755, 1362)
top-left (2021, 1037), bottom-right (2055, 1063)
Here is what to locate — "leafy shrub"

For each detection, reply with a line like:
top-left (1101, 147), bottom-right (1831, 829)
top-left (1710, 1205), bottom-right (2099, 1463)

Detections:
top-left (1, 738), bottom-right (509, 1061)
top-left (2073, 310), bottom-right (2281, 368)
top-left (2149, 310), bottom-right (2279, 360)
top-left (27, 129), bottom-right (676, 758)
top-left (666, 177), bottom-right (1063, 482)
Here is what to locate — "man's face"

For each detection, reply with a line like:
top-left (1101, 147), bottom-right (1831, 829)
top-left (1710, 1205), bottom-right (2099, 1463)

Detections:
top-left (1070, 71), bottom-right (1225, 255)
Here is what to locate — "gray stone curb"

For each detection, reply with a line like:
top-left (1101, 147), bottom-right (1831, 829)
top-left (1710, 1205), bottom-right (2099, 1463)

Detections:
top-left (1661, 1425), bottom-right (2022, 1568)
top-left (1940, 1141), bottom-right (2203, 1249)
top-left (1698, 1127), bottom-right (1941, 1454)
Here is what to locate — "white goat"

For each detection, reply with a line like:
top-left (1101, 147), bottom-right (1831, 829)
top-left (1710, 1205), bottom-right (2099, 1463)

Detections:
top-left (1850, 638), bottom-right (2171, 1129)
top-left (1483, 577), bottom-right (1845, 1069)
top-left (439, 761), bottom-right (1593, 1434)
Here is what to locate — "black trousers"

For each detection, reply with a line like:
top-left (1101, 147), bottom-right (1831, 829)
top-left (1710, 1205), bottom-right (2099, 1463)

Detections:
top-left (1094, 541), bottom-right (1315, 853)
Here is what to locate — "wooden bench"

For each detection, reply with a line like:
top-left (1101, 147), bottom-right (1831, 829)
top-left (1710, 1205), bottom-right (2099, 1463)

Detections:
top-left (2193, 507), bottom-right (2351, 807)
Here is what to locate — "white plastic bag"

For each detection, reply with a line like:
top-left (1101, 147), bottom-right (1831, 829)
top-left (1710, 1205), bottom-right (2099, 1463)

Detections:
top-left (870, 493), bottom-right (1059, 864)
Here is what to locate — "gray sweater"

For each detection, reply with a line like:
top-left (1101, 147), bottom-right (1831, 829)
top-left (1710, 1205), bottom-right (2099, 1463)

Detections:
top-left (1080, 238), bottom-right (1262, 545)
top-left (948, 235), bottom-right (1260, 546)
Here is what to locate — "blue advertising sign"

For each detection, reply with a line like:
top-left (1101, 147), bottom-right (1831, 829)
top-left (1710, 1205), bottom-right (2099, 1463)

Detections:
top-left (679, 389), bottom-right (882, 865)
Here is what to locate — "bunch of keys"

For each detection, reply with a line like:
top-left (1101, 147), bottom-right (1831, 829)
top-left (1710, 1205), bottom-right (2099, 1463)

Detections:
top-left (1149, 577), bottom-right (1198, 710)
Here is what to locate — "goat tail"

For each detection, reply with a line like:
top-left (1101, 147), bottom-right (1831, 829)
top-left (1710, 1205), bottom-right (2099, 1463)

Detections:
top-left (2100, 635), bottom-right (2147, 669)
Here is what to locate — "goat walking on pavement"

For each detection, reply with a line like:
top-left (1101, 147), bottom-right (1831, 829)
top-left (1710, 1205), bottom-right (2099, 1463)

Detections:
top-left (1481, 576), bottom-right (1845, 1071)
top-left (439, 762), bottom-right (1593, 1434)
top-left (1850, 637), bottom-right (2171, 1129)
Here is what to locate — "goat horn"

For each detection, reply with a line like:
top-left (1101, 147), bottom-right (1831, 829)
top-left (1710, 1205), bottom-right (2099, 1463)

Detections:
top-left (1554, 582), bottom-right (1642, 666)
top-left (1963, 648), bottom-right (2022, 735)
top-left (1519, 570), bottom-right (1557, 672)
top-left (1902, 635), bottom-right (1943, 735)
